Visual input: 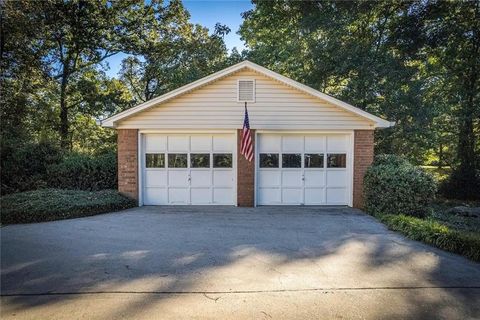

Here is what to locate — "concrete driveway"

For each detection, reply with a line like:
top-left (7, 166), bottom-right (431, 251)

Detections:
top-left (1, 206), bottom-right (479, 319)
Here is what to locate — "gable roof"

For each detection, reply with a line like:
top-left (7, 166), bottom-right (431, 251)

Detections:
top-left (101, 60), bottom-right (393, 128)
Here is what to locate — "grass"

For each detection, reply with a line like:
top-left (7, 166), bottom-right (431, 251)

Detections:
top-left (0, 189), bottom-right (137, 224)
top-left (373, 199), bottom-right (480, 262)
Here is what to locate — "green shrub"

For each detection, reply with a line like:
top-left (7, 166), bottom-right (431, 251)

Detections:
top-left (0, 140), bottom-right (63, 195)
top-left (375, 213), bottom-right (480, 262)
top-left (364, 154), bottom-right (437, 217)
top-left (0, 140), bottom-right (117, 195)
top-left (47, 151), bottom-right (117, 191)
top-left (0, 189), bottom-right (136, 224)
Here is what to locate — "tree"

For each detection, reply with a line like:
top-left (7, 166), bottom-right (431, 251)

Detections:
top-left (119, 3), bottom-right (233, 104)
top-left (240, 1), bottom-right (437, 163)
top-left (1, 0), bottom-right (189, 149)
top-left (423, 0), bottom-right (480, 198)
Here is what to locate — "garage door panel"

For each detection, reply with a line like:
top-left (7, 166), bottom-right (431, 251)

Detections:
top-left (282, 188), bottom-right (302, 204)
top-left (145, 135), bottom-right (167, 152)
top-left (168, 136), bottom-right (189, 152)
top-left (213, 170), bottom-right (233, 187)
top-left (282, 171), bottom-right (302, 187)
top-left (327, 135), bottom-right (348, 152)
top-left (282, 136), bottom-right (303, 153)
top-left (190, 135), bottom-right (212, 152)
top-left (168, 188), bottom-right (189, 204)
top-left (144, 188), bottom-right (168, 205)
top-left (213, 188), bottom-right (233, 204)
top-left (258, 188), bottom-right (281, 204)
top-left (191, 188), bottom-right (212, 204)
top-left (305, 136), bottom-right (325, 153)
top-left (145, 171), bottom-right (167, 187)
top-left (305, 188), bottom-right (325, 204)
top-left (326, 171), bottom-right (347, 187)
top-left (326, 188), bottom-right (347, 204)
top-left (190, 170), bottom-right (211, 187)
top-left (304, 171), bottom-right (325, 187)
top-left (258, 134), bottom-right (281, 152)
top-left (213, 135), bottom-right (234, 152)
top-left (258, 171), bottom-right (281, 187)
top-left (168, 171), bottom-right (188, 187)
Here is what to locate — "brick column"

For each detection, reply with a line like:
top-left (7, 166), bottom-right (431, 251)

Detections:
top-left (237, 129), bottom-right (255, 207)
top-left (353, 130), bottom-right (374, 209)
top-left (117, 129), bottom-right (138, 201)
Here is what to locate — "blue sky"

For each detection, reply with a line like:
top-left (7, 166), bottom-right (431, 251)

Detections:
top-left (104, 0), bottom-right (253, 78)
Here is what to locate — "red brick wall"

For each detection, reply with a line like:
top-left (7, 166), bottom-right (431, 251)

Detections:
top-left (237, 129), bottom-right (255, 207)
top-left (117, 129), bottom-right (138, 201)
top-left (353, 130), bottom-right (375, 209)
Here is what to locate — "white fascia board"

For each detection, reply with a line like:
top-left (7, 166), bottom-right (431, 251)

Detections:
top-left (102, 60), bottom-right (394, 129)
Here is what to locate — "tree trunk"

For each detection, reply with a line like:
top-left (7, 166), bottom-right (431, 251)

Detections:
top-left (457, 103), bottom-right (476, 175)
top-left (457, 68), bottom-right (477, 176)
top-left (438, 142), bottom-right (443, 169)
top-left (59, 72), bottom-right (69, 149)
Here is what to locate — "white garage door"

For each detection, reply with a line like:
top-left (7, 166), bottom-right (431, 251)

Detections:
top-left (257, 134), bottom-right (351, 205)
top-left (142, 134), bottom-right (235, 205)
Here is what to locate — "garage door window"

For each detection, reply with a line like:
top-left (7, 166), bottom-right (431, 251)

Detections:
top-left (190, 154), bottom-right (210, 168)
top-left (168, 154), bottom-right (188, 168)
top-left (213, 154), bottom-right (232, 168)
top-left (304, 154), bottom-right (324, 168)
top-left (327, 154), bottom-right (346, 168)
top-left (260, 153), bottom-right (279, 168)
top-left (282, 154), bottom-right (301, 168)
top-left (146, 153), bottom-right (165, 168)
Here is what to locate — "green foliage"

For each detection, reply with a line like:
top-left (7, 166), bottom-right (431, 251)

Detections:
top-left (364, 155), bottom-right (437, 217)
top-left (0, 189), bottom-right (136, 224)
top-left (421, 166), bottom-right (452, 183)
top-left (375, 213), bottom-right (480, 262)
top-left (47, 151), bottom-right (117, 191)
top-left (439, 169), bottom-right (480, 201)
top-left (240, 1), bottom-right (437, 163)
top-left (1, 0), bottom-right (241, 154)
top-left (118, 5), bottom-right (239, 104)
top-left (421, 0), bottom-right (480, 185)
top-left (431, 199), bottom-right (480, 234)
top-left (1, 140), bottom-right (117, 195)
top-left (0, 140), bottom-right (63, 194)
top-left (71, 115), bottom-right (117, 154)
top-left (1, 0), bottom-right (147, 148)
top-left (371, 154), bottom-right (410, 167)
top-left (240, 0), bottom-right (480, 174)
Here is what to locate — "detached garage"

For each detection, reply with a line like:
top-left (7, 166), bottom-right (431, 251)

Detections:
top-left (102, 61), bottom-right (392, 208)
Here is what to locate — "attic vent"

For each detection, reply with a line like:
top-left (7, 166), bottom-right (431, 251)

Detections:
top-left (237, 79), bottom-right (255, 102)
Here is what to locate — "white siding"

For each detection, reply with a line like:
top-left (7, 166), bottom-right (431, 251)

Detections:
top-left (117, 69), bottom-right (375, 130)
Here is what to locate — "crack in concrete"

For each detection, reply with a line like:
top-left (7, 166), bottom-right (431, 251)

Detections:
top-left (2, 286), bottom-right (479, 297)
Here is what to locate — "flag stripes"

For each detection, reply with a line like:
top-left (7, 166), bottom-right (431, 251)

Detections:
top-left (240, 103), bottom-right (254, 162)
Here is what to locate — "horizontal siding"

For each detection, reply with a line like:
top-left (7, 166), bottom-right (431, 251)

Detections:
top-left (118, 69), bottom-right (375, 130)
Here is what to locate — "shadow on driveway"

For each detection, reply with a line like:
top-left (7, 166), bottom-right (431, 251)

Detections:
top-left (1, 206), bottom-right (480, 319)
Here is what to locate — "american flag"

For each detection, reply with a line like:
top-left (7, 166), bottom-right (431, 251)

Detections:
top-left (240, 103), bottom-right (254, 162)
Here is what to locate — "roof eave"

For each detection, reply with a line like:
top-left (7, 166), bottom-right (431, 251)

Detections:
top-left (100, 61), bottom-right (252, 128)
top-left (374, 120), bottom-right (395, 129)
top-left (100, 60), bottom-right (395, 129)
